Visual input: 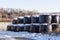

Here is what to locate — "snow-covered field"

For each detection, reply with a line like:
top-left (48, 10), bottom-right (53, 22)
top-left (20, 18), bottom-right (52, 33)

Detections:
top-left (0, 30), bottom-right (60, 40)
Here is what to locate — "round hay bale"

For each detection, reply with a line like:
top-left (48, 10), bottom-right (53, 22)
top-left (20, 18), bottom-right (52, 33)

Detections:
top-left (39, 23), bottom-right (50, 33)
top-left (51, 15), bottom-right (59, 23)
top-left (24, 24), bottom-right (31, 32)
top-left (31, 23), bottom-right (40, 33)
top-left (12, 18), bottom-right (18, 24)
top-left (24, 16), bottom-right (31, 24)
top-left (18, 16), bottom-right (24, 24)
top-left (39, 15), bottom-right (51, 24)
top-left (31, 15), bottom-right (39, 23)
top-left (17, 24), bottom-right (25, 31)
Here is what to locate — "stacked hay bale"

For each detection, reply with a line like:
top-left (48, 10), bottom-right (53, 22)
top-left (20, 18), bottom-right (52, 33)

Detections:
top-left (24, 24), bottom-right (31, 32)
top-left (24, 15), bottom-right (31, 24)
top-left (31, 15), bottom-right (39, 23)
top-left (12, 18), bottom-right (18, 24)
top-left (51, 15), bottom-right (59, 33)
top-left (18, 16), bottom-right (24, 24)
top-left (31, 23), bottom-right (39, 33)
top-left (39, 15), bottom-right (52, 33)
top-left (7, 14), bottom-right (60, 33)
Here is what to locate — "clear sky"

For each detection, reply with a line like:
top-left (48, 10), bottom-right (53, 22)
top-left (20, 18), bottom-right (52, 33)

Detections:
top-left (0, 0), bottom-right (60, 12)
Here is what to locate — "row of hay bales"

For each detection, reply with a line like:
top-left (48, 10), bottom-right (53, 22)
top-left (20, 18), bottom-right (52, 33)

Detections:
top-left (7, 15), bottom-right (60, 33)
top-left (12, 15), bottom-right (60, 24)
top-left (7, 23), bottom-right (60, 33)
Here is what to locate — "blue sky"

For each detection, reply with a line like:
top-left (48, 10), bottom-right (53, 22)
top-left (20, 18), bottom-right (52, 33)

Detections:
top-left (0, 0), bottom-right (60, 12)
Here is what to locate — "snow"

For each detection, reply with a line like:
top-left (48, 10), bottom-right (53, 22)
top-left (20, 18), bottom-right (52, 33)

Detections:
top-left (17, 24), bottom-right (25, 27)
top-left (25, 15), bottom-right (31, 17)
top-left (32, 15), bottom-right (39, 17)
top-left (13, 18), bottom-right (18, 20)
top-left (25, 24), bottom-right (31, 26)
top-left (0, 30), bottom-right (60, 40)
top-left (18, 16), bottom-right (24, 19)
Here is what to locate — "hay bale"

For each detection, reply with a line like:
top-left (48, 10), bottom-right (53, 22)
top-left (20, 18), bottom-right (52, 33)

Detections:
top-left (39, 24), bottom-right (50, 33)
top-left (31, 15), bottom-right (39, 23)
top-left (24, 24), bottom-right (31, 32)
top-left (39, 15), bottom-right (51, 24)
top-left (31, 23), bottom-right (39, 33)
top-left (12, 18), bottom-right (18, 24)
top-left (51, 15), bottom-right (59, 23)
top-left (18, 16), bottom-right (24, 24)
top-left (24, 16), bottom-right (31, 24)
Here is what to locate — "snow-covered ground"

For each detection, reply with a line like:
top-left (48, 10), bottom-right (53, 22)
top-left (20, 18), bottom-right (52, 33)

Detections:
top-left (0, 30), bottom-right (60, 40)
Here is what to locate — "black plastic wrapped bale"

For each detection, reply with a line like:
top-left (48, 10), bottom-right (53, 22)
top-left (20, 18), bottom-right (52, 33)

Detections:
top-left (10, 24), bottom-right (17, 31)
top-left (18, 16), bottom-right (24, 24)
top-left (39, 15), bottom-right (51, 24)
top-left (31, 15), bottom-right (39, 23)
top-left (11, 24), bottom-right (20, 32)
top-left (12, 18), bottom-right (18, 24)
top-left (7, 24), bottom-right (13, 31)
top-left (31, 23), bottom-right (39, 33)
top-left (39, 24), bottom-right (49, 33)
top-left (24, 16), bottom-right (31, 24)
top-left (24, 24), bottom-right (31, 32)
top-left (51, 15), bottom-right (59, 23)
top-left (52, 23), bottom-right (59, 32)
top-left (59, 16), bottom-right (60, 24)
top-left (7, 24), bottom-right (16, 31)
top-left (17, 24), bottom-right (25, 32)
